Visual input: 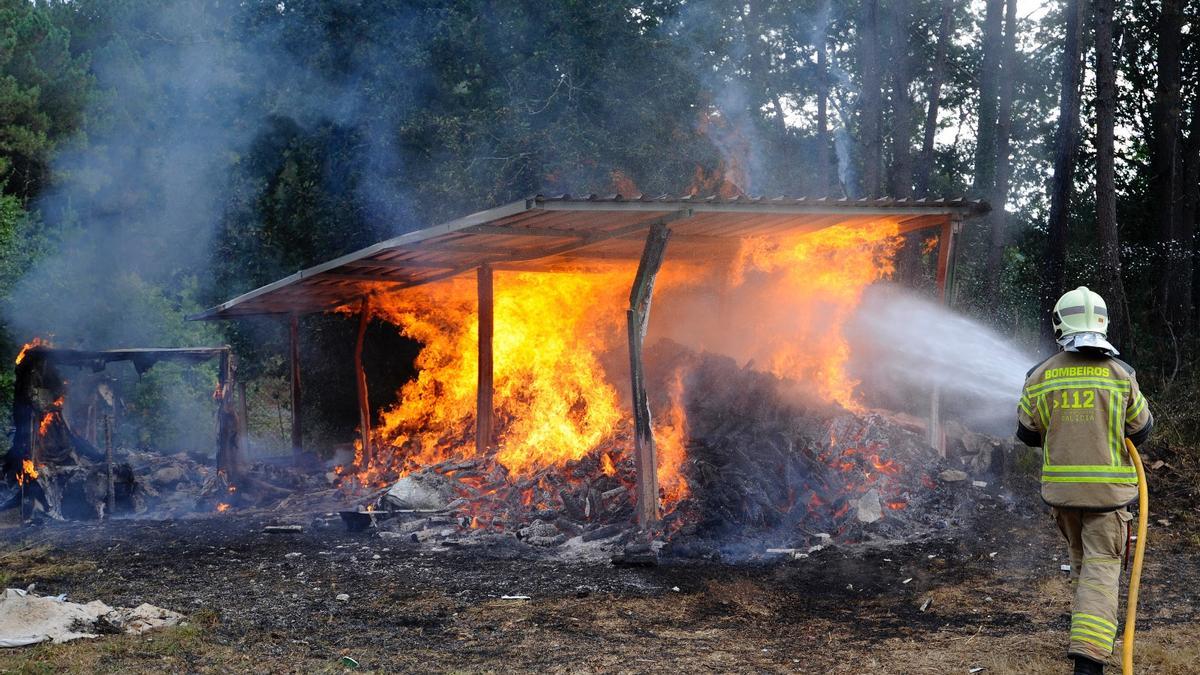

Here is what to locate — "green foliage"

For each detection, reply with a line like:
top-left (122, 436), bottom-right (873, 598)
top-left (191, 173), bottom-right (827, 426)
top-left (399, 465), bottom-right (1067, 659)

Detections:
top-left (0, 0), bottom-right (90, 199)
top-left (0, 0), bottom-right (1197, 454)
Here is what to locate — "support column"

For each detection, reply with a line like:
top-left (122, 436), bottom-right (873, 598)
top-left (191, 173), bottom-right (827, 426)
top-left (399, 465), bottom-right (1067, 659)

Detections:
top-left (216, 348), bottom-right (244, 481)
top-left (929, 217), bottom-right (961, 455)
top-left (289, 314), bottom-right (303, 466)
top-left (476, 264), bottom-right (494, 453)
top-left (628, 222), bottom-right (672, 528)
top-left (355, 295), bottom-right (373, 467)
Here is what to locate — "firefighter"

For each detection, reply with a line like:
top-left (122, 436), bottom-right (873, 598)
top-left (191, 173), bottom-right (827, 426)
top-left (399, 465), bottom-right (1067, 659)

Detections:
top-left (1016, 286), bottom-right (1153, 675)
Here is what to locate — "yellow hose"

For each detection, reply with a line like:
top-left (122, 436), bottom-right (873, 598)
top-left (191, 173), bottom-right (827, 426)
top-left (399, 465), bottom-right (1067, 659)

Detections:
top-left (1122, 438), bottom-right (1148, 675)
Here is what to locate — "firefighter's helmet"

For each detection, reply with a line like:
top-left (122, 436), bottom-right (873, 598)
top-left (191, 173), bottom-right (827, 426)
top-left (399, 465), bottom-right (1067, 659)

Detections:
top-left (1052, 286), bottom-right (1118, 354)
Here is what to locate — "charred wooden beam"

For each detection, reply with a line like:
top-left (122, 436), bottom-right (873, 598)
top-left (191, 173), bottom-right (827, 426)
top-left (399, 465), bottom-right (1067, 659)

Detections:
top-left (216, 348), bottom-right (245, 481)
top-left (928, 217), bottom-right (962, 455)
top-left (5, 352), bottom-right (37, 480)
top-left (355, 296), bottom-right (373, 468)
top-left (341, 258), bottom-right (459, 270)
top-left (628, 222), bottom-right (673, 528)
top-left (289, 314), bottom-right (303, 466)
top-left (476, 265), bottom-right (495, 453)
top-left (104, 415), bottom-right (114, 518)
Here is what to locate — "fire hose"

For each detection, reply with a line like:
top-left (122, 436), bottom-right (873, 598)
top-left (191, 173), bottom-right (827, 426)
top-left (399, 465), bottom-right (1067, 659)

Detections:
top-left (1122, 437), bottom-right (1148, 675)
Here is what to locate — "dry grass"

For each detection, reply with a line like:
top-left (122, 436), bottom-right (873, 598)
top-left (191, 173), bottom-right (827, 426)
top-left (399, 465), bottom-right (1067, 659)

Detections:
top-left (0, 545), bottom-right (96, 587)
top-left (878, 623), bottom-right (1200, 675)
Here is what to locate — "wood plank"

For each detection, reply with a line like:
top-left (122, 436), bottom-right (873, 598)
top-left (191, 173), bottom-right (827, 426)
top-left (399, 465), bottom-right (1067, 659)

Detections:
top-left (627, 222), bottom-right (672, 528)
top-left (342, 258), bottom-right (458, 270)
top-left (289, 314), bottom-right (303, 466)
top-left (476, 265), bottom-right (495, 453)
top-left (928, 218), bottom-right (960, 456)
top-left (355, 296), bottom-right (372, 469)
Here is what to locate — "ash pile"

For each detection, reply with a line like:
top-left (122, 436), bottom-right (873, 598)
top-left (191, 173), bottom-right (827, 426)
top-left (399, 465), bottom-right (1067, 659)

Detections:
top-left (361, 339), bottom-right (1019, 560)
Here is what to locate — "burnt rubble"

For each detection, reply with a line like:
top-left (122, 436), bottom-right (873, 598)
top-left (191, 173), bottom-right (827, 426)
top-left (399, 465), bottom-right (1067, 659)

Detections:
top-left (350, 340), bottom-right (1020, 561)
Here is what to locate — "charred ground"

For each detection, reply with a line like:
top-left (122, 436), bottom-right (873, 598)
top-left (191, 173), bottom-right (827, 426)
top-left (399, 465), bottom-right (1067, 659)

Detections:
top-left (2, 464), bottom-right (1200, 674)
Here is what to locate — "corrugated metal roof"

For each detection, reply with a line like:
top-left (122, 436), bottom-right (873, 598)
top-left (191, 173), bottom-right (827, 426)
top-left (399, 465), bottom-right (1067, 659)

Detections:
top-left (191, 194), bottom-right (988, 320)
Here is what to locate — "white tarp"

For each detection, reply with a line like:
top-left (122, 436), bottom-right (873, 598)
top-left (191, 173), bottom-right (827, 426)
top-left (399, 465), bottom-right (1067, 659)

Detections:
top-left (0, 588), bottom-right (184, 647)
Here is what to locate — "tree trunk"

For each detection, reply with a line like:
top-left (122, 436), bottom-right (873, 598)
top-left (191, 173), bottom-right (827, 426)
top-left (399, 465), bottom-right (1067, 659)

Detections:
top-left (1153, 0), bottom-right (1187, 329)
top-left (983, 0), bottom-right (1018, 307)
top-left (1041, 0), bottom-right (1085, 352)
top-left (888, 0), bottom-right (916, 199)
top-left (1182, 95), bottom-right (1200, 329)
top-left (973, 0), bottom-right (1005, 196)
top-left (1093, 0), bottom-right (1133, 350)
top-left (816, 36), bottom-right (838, 196)
top-left (915, 0), bottom-right (954, 198)
top-left (858, 0), bottom-right (883, 198)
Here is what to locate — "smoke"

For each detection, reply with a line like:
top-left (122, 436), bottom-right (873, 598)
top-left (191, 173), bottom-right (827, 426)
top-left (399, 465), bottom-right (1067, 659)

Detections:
top-left (846, 284), bottom-right (1038, 431)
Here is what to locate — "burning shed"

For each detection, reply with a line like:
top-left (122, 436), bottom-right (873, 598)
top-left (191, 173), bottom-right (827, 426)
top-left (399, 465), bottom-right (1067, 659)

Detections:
top-left (6, 345), bottom-right (241, 520)
top-left (192, 194), bottom-right (988, 545)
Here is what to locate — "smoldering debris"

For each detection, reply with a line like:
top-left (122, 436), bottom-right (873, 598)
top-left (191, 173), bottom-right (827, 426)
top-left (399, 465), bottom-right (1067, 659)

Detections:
top-left (350, 339), bottom-right (1019, 561)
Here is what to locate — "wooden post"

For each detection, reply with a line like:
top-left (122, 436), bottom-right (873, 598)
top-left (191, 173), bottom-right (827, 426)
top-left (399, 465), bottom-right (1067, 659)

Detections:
top-left (238, 380), bottom-right (248, 450)
top-left (289, 314), bottom-right (303, 466)
top-left (216, 349), bottom-right (244, 481)
top-left (355, 295), bottom-right (373, 466)
top-left (929, 217), bottom-right (961, 454)
top-left (104, 415), bottom-right (114, 518)
top-left (628, 223), bottom-right (672, 528)
top-left (476, 265), bottom-right (494, 453)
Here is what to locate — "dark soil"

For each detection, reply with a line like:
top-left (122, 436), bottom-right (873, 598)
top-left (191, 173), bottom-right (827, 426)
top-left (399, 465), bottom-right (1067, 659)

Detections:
top-left (2, 466), bottom-right (1199, 674)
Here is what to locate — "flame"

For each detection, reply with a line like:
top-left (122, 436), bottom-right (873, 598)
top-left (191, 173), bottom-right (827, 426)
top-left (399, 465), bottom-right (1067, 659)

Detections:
top-left (216, 502), bottom-right (231, 512)
top-left (38, 412), bottom-right (53, 437)
top-left (726, 221), bottom-right (903, 410)
top-left (600, 452), bottom-right (617, 476)
top-left (654, 369), bottom-right (690, 507)
top-left (17, 459), bottom-right (39, 486)
top-left (15, 338), bottom-right (47, 365)
top-left (366, 270), bottom-right (630, 483)
top-left (339, 218), bottom-right (905, 529)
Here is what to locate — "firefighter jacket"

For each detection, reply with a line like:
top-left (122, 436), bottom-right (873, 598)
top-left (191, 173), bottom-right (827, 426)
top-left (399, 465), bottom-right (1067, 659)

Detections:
top-left (1016, 350), bottom-right (1153, 510)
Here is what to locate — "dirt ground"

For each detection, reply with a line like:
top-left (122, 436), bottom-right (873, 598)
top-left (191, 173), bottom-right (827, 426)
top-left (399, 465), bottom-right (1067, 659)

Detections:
top-left (1, 471), bottom-right (1199, 674)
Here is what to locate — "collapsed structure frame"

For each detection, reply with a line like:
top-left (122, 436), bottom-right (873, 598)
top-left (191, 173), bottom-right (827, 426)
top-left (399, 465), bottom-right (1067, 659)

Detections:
top-left (192, 194), bottom-right (988, 527)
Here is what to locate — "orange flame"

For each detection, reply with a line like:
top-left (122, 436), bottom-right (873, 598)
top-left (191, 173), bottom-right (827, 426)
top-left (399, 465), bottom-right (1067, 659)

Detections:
top-left (654, 369), bottom-right (690, 507)
top-left (600, 452), bottom-right (617, 476)
top-left (725, 221), bottom-right (903, 410)
top-left (365, 270), bottom-right (630, 483)
top-left (216, 502), bottom-right (231, 513)
top-left (15, 338), bottom-right (47, 365)
top-left (340, 219), bottom-right (903, 522)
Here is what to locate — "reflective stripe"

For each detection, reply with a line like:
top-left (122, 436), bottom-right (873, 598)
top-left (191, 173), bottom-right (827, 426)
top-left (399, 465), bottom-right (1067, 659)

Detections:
top-left (1042, 465), bottom-right (1138, 484)
top-left (1072, 612), bottom-right (1118, 650)
top-left (1044, 465), bottom-right (1138, 474)
top-left (1072, 626), bottom-right (1115, 644)
top-left (1126, 393), bottom-right (1146, 422)
top-left (1019, 399), bottom-right (1033, 417)
top-left (1071, 629), bottom-right (1114, 650)
top-left (1108, 392), bottom-right (1122, 464)
top-left (1026, 377), bottom-right (1129, 396)
top-left (1059, 305), bottom-right (1109, 317)
top-left (1073, 612), bottom-right (1117, 632)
